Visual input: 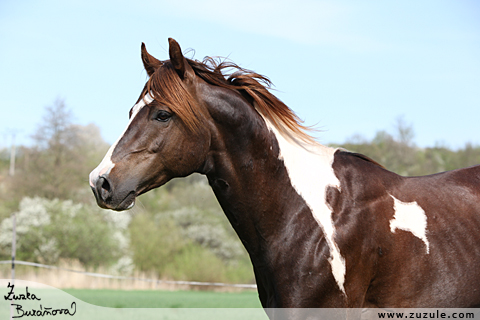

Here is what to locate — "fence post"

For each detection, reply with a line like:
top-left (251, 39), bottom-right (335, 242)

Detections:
top-left (10, 212), bottom-right (16, 320)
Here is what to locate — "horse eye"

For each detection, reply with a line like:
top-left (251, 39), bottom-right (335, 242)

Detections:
top-left (155, 110), bottom-right (172, 122)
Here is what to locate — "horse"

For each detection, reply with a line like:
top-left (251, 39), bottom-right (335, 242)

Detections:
top-left (89, 38), bottom-right (480, 309)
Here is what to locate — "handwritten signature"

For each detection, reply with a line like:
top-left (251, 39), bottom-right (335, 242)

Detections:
top-left (5, 282), bottom-right (76, 318)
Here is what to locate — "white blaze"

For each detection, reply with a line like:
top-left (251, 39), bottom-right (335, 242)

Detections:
top-left (260, 114), bottom-right (346, 294)
top-left (89, 94), bottom-right (153, 187)
top-left (389, 195), bottom-right (430, 254)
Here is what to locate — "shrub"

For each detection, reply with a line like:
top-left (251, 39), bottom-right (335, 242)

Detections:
top-left (0, 197), bottom-right (128, 269)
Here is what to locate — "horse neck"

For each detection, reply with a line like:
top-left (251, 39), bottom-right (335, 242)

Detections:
top-left (203, 99), bottom-right (337, 263)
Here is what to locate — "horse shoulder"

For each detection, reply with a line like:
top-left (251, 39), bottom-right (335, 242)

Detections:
top-left (326, 150), bottom-right (403, 305)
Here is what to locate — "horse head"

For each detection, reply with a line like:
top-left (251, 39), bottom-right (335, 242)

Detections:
top-left (89, 39), bottom-right (213, 210)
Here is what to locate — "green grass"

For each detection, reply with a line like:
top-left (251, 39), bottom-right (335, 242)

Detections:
top-left (62, 289), bottom-right (263, 308)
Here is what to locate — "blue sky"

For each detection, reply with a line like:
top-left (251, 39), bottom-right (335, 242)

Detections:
top-left (1, 0), bottom-right (479, 150)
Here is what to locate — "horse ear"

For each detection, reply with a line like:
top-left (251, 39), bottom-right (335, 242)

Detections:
top-left (168, 38), bottom-right (194, 81)
top-left (141, 43), bottom-right (162, 77)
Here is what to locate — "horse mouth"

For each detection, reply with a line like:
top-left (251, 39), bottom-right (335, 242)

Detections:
top-left (114, 191), bottom-right (137, 211)
top-left (92, 187), bottom-right (137, 211)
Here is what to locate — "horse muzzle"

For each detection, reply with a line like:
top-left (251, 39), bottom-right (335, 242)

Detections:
top-left (90, 174), bottom-right (136, 211)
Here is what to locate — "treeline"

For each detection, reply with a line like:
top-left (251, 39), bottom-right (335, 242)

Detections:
top-left (0, 101), bottom-right (478, 284)
top-left (334, 118), bottom-right (480, 176)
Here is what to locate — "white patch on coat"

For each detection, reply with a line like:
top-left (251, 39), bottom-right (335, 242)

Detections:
top-left (389, 195), bottom-right (430, 254)
top-left (259, 112), bottom-right (346, 295)
top-left (89, 94), bottom-right (154, 187)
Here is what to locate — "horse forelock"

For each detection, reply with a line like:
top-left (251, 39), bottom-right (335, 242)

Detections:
top-left (141, 61), bottom-right (202, 134)
top-left (142, 56), bottom-right (316, 143)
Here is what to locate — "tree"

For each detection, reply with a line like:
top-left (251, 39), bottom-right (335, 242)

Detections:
top-left (10, 98), bottom-right (109, 202)
top-left (336, 117), bottom-right (480, 176)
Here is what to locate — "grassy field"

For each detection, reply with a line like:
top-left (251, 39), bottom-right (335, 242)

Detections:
top-left (63, 288), bottom-right (263, 308)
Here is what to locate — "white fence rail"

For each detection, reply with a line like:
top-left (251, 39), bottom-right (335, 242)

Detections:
top-left (0, 260), bottom-right (257, 289)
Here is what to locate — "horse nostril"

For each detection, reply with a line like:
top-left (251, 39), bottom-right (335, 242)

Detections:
top-left (101, 177), bottom-right (111, 193)
top-left (96, 176), bottom-right (112, 202)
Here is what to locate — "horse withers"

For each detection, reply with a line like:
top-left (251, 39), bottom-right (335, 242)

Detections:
top-left (90, 38), bottom-right (480, 309)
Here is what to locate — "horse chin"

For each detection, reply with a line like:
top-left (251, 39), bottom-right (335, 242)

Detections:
top-left (126, 200), bottom-right (136, 210)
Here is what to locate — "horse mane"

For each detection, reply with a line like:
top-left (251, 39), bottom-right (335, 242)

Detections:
top-left (341, 150), bottom-right (386, 169)
top-left (143, 56), bottom-right (315, 143)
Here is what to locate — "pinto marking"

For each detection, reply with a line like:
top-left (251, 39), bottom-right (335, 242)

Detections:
top-left (389, 195), bottom-right (430, 254)
top-left (260, 112), bottom-right (346, 294)
top-left (89, 93), bottom-right (154, 188)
